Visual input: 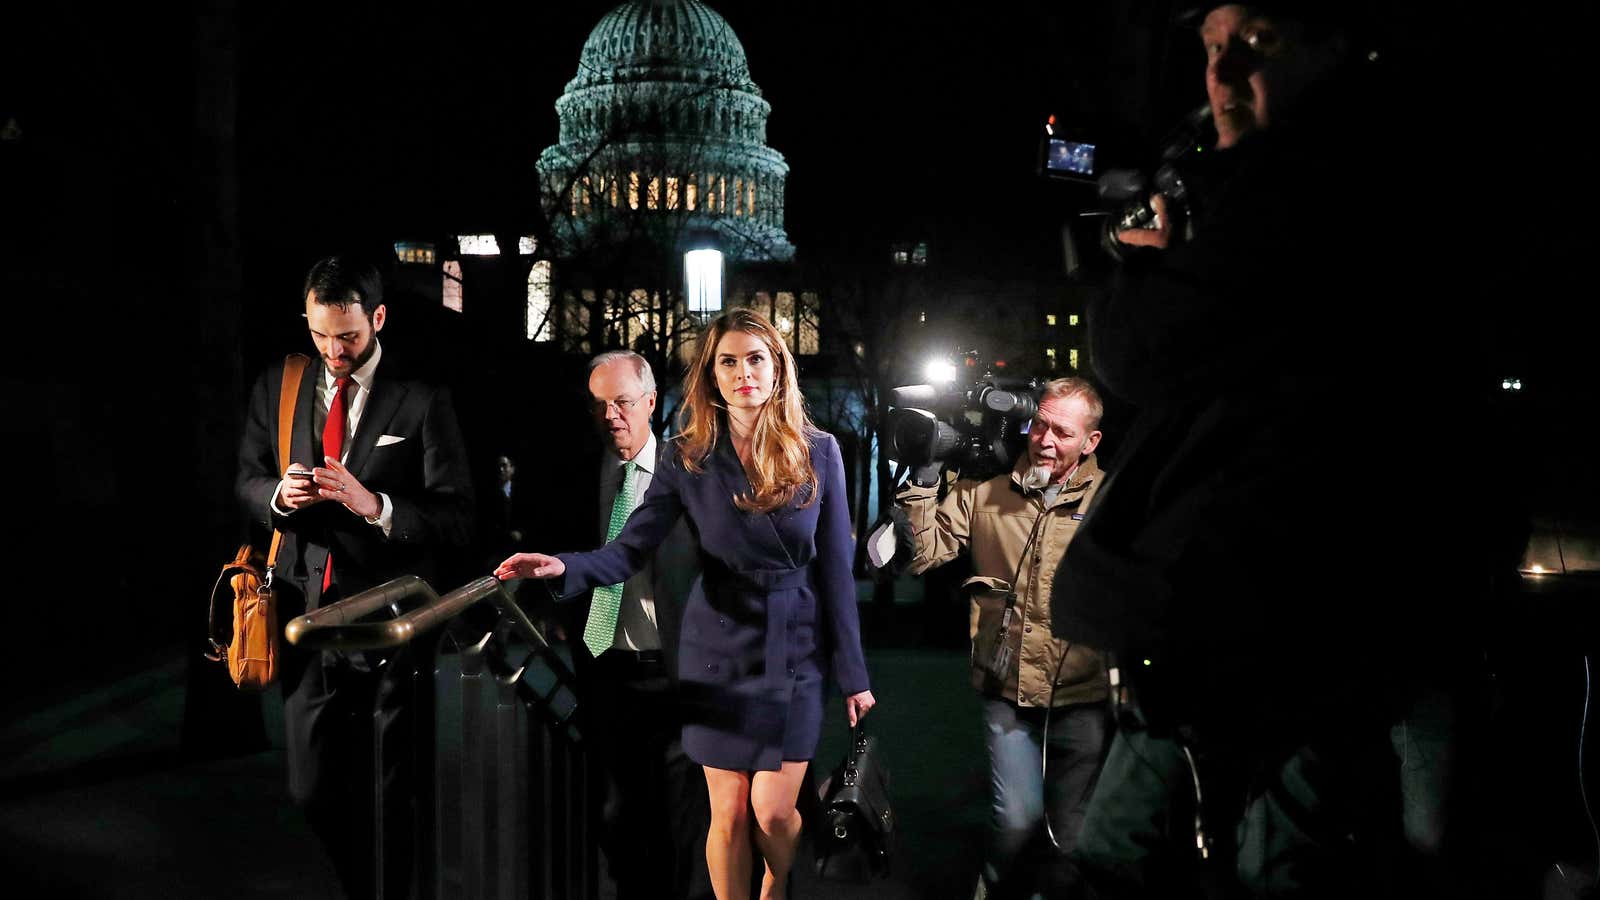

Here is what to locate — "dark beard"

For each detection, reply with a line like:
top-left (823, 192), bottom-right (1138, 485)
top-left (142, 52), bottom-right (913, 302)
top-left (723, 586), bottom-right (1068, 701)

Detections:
top-left (330, 337), bottom-right (378, 373)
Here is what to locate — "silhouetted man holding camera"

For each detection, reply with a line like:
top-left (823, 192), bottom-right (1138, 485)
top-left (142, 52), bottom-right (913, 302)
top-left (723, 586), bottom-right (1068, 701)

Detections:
top-left (1053, 4), bottom-right (1485, 896)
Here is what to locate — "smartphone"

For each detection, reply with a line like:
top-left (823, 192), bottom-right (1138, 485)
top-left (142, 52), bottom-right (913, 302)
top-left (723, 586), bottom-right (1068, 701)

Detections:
top-left (284, 469), bottom-right (315, 480)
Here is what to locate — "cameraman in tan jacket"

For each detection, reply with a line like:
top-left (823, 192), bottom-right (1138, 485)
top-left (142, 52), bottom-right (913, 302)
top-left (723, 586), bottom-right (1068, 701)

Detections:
top-left (896, 377), bottom-right (1110, 899)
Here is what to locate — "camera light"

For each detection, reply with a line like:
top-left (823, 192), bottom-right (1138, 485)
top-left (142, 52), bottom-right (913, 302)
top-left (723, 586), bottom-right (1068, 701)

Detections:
top-left (924, 360), bottom-right (958, 384)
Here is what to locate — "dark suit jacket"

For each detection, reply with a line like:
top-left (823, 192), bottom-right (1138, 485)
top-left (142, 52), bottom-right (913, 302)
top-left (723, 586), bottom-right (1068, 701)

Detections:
top-left (572, 437), bottom-right (701, 686)
top-left (235, 352), bottom-right (475, 610)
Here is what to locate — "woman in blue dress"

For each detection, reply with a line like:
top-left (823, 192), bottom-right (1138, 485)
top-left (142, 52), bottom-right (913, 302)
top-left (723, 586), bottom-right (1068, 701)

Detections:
top-left (496, 308), bottom-right (875, 900)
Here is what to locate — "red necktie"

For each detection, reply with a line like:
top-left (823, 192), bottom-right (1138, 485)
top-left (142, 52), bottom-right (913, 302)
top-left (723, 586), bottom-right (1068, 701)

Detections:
top-left (321, 377), bottom-right (353, 591)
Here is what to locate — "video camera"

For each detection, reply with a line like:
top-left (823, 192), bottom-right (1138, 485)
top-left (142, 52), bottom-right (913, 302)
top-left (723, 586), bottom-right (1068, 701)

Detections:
top-left (885, 353), bottom-right (1042, 483)
top-left (1041, 105), bottom-right (1213, 274)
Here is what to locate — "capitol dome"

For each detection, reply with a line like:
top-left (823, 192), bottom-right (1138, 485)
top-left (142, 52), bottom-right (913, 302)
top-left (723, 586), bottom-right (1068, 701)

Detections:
top-left (537, 0), bottom-right (794, 262)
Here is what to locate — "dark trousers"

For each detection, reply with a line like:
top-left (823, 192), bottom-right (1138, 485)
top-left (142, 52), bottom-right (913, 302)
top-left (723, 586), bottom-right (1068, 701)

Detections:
top-left (980, 697), bottom-right (1112, 899)
top-left (283, 645), bottom-right (414, 900)
top-left (583, 649), bottom-right (713, 900)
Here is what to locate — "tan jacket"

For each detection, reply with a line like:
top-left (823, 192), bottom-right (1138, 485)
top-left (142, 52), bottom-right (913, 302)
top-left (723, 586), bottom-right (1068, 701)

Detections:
top-left (897, 456), bottom-right (1107, 707)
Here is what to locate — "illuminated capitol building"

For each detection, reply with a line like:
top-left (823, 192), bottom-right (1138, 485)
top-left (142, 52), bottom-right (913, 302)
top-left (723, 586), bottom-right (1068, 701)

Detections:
top-left (391, 0), bottom-right (820, 368)
top-left (531, 0), bottom-right (816, 362)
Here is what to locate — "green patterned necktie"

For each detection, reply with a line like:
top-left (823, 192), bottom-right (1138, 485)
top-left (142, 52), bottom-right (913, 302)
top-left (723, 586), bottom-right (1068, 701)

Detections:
top-left (584, 459), bottom-right (637, 657)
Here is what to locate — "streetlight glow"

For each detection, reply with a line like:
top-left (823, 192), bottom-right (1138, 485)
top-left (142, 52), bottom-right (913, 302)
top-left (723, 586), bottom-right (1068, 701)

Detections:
top-left (684, 248), bottom-right (724, 314)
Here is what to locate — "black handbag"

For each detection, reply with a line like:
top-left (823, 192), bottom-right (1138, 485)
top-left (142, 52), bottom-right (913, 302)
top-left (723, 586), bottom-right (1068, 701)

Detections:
top-left (813, 725), bottom-right (893, 880)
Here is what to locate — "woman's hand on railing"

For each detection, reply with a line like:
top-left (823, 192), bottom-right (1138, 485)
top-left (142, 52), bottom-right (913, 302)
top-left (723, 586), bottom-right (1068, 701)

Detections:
top-left (494, 552), bottom-right (566, 581)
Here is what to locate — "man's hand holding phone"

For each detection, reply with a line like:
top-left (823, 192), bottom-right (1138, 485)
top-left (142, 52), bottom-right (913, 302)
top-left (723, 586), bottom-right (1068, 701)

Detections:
top-left (277, 465), bottom-right (322, 511)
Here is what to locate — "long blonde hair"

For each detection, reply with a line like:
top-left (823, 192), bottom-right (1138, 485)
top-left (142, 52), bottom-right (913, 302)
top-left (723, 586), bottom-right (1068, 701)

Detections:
top-left (676, 308), bottom-right (818, 513)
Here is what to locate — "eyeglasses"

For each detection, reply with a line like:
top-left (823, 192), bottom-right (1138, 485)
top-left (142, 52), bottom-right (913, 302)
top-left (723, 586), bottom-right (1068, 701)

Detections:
top-left (591, 394), bottom-right (645, 416)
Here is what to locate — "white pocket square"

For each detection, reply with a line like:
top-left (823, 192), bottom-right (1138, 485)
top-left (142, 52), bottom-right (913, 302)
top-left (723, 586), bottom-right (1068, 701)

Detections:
top-left (376, 434), bottom-right (407, 447)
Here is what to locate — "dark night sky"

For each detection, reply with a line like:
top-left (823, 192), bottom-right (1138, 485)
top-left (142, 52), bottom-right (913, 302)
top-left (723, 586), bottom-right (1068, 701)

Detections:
top-left (228, 1), bottom-right (1164, 275)
top-left (227, 0), bottom-right (1594, 480)
top-left (3, 0), bottom-right (1592, 474)
top-left (10, 1), bottom-right (1584, 323)
top-left (0, 2), bottom-right (1593, 615)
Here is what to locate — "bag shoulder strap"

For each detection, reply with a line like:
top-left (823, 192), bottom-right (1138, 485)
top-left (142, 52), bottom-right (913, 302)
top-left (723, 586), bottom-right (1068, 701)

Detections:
top-left (277, 353), bottom-right (310, 474)
top-left (267, 354), bottom-right (312, 568)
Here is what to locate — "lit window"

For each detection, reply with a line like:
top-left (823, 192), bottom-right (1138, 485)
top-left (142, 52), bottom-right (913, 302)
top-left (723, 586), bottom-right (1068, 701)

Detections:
top-left (393, 242), bottom-right (435, 265)
top-left (747, 182), bottom-right (756, 216)
top-left (686, 175), bottom-right (698, 210)
top-left (733, 177), bottom-right (744, 215)
top-left (648, 175), bottom-right (661, 210)
top-left (609, 177), bottom-right (619, 207)
top-left (919, 310), bottom-right (926, 323)
top-left (666, 176), bottom-right (680, 209)
top-left (1069, 348), bottom-right (1080, 370)
top-left (1069, 314), bottom-right (1080, 326)
top-left (526, 261), bottom-right (552, 341)
top-left (800, 292), bottom-right (821, 355)
top-left (1046, 348), bottom-right (1058, 371)
top-left (774, 291), bottom-right (796, 345)
top-left (443, 260), bottom-right (463, 312)
top-left (626, 289), bottom-right (651, 344)
top-left (1046, 314), bottom-right (1058, 326)
top-left (629, 172), bottom-right (641, 210)
top-left (518, 236), bottom-right (537, 256)
top-left (912, 242), bottom-right (928, 265)
top-left (457, 234), bottom-right (499, 256)
top-left (893, 245), bottom-right (910, 265)
top-left (718, 175), bottom-right (727, 213)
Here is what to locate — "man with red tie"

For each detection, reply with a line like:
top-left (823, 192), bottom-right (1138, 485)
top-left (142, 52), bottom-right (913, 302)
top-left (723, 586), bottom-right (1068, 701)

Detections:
top-left (235, 255), bottom-right (474, 898)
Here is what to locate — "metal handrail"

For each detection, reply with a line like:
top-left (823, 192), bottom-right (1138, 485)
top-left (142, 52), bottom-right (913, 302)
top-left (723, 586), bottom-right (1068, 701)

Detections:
top-left (280, 572), bottom-right (592, 897)
top-left (284, 574), bottom-right (515, 651)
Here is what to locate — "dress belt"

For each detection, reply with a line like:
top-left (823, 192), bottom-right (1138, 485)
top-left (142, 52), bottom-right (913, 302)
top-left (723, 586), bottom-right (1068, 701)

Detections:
top-left (703, 561), bottom-right (811, 593)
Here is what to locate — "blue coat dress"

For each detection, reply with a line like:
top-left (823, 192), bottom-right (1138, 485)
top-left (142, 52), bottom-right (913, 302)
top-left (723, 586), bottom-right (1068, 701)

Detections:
top-left (556, 428), bottom-right (870, 772)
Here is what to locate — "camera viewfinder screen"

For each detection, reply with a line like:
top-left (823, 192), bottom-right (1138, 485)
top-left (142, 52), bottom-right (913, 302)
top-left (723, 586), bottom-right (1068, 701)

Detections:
top-left (1045, 139), bottom-right (1095, 177)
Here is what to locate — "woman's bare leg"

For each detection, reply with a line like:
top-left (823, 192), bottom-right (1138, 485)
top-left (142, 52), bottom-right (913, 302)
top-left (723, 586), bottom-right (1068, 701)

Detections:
top-left (749, 761), bottom-right (809, 900)
top-left (703, 766), bottom-right (754, 900)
